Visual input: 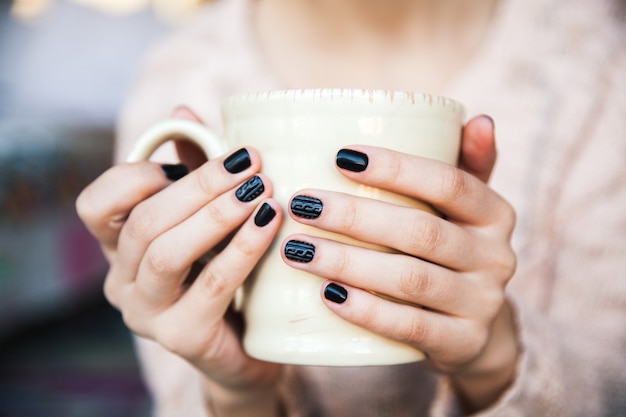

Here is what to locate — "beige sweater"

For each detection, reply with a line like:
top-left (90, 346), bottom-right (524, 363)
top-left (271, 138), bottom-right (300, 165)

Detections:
top-left (116, 0), bottom-right (626, 415)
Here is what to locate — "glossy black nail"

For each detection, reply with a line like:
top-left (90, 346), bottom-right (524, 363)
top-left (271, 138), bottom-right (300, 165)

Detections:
top-left (291, 195), bottom-right (323, 219)
top-left (161, 164), bottom-right (189, 181)
top-left (284, 240), bottom-right (315, 263)
top-left (254, 203), bottom-right (276, 227)
top-left (236, 176), bottom-right (264, 202)
top-left (337, 149), bottom-right (368, 172)
top-left (224, 148), bottom-right (251, 174)
top-left (324, 283), bottom-right (348, 304)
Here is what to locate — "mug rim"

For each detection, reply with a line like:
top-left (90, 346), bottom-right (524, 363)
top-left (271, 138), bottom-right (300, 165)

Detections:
top-left (222, 88), bottom-right (463, 110)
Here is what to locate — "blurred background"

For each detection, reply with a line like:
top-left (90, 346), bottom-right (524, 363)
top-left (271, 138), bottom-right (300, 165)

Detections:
top-left (0, 0), bottom-right (208, 415)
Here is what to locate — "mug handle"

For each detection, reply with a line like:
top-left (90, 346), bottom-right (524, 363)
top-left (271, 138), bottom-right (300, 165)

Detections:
top-left (126, 118), bottom-right (246, 309)
top-left (126, 118), bottom-right (226, 163)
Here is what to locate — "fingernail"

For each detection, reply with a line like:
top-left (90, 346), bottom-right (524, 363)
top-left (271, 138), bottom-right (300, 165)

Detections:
top-left (291, 195), bottom-right (323, 219)
top-left (236, 176), bottom-right (264, 202)
top-left (284, 240), bottom-right (315, 263)
top-left (254, 202), bottom-right (276, 227)
top-left (324, 283), bottom-right (348, 304)
top-left (172, 104), bottom-right (191, 114)
top-left (224, 148), bottom-right (251, 174)
top-left (337, 149), bottom-right (368, 172)
top-left (161, 164), bottom-right (189, 181)
top-left (480, 114), bottom-right (495, 128)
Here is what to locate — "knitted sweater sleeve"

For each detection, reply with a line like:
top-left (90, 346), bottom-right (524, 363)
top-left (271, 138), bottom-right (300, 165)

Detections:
top-left (431, 38), bottom-right (626, 417)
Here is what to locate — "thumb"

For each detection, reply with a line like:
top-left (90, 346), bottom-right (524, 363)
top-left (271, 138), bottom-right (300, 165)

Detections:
top-left (171, 105), bottom-right (209, 170)
top-left (459, 115), bottom-right (497, 183)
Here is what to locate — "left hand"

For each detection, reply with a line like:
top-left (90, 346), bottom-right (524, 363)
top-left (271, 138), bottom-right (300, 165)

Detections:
top-left (282, 115), bottom-right (518, 407)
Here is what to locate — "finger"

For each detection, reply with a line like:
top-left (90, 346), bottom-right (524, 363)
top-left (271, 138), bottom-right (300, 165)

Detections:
top-left (130, 174), bottom-right (274, 308)
top-left (76, 162), bottom-right (178, 251)
top-left (288, 191), bottom-right (486, 271)
top-left (320, 281), bottom-right (478, 366)
top-left (336, 146), bottom-right (512, 227)
top-left (172, 105), bottom-right (209, 169)
top-left (459, 115), bottom-right (497, 183)
top-left (157, 199), bottom-right (282, 362)
top-left (113, 147), bottom-right (261, 285)
top-left (282, 234), bottom-right (481, 316)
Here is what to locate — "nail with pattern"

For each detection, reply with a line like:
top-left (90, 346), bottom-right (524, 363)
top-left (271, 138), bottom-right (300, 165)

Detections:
top-left (284, 240), bottom-right (315, 263)
top-left (291, 195), bottom-right (323, 219)
top-left (236, 176), bottom-right (264, 202)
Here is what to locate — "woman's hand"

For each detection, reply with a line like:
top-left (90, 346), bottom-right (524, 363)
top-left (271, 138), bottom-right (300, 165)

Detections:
top-left (76, 109), bottom-right (284, 416)
top-left (282, 115), bottom-right (519, 411)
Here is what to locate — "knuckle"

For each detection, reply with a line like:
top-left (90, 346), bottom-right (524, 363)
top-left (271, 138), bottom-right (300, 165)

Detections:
top-left (466, 324), bottom-right (489, 358)
top-left (124, 203), bottom-right (156, 242)
top-left (144, 245), bottom-right (179, 277)
top-left (440, 166), bottom-right (470, 202)
top-left (498, 202), bottom-right (518, 235)
top-left (199, 265), bottom-right (233, 298)
top-left (76, 187), bottom-right (107, 231)
top-left (333, 248), bottom-right (352, 278)
top-left (478, 289), bottom-right (505, 321)
top-left (490, 246), bottom-right (517, 283)
top-left (398, 262), bottom-right (431, 298)
top-left (408, 217), bottom-right (444, 254)
top-left (75, 188), bottom-right (95, 222)
top-left (120, 309), bottom-right (137, 330)
top-left (340, 199), bottom-right (363, 235)
top-left (194, 167), bottom-right (217, 197)
top-left (381, 157), bottom-right (403, 185)
top-left (103, 277), bottom-right (120, 308)
top-left (230, 233), bottom-right (259, 259)
top-left (396, 315), bottom-right (430, 345)
top-left (121, 308), bottom-right (149, 337)
top-left (501, 248), bottom-right (518, 278)
top-left (76, 166), bottom-right (130, 226)
top-left (205, 203), bottom-right (231, 230)
top-left (358, 302), bottom-right (381, 329)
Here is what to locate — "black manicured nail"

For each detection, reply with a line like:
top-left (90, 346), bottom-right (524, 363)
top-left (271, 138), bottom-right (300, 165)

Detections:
top-left (284, 240), bottom-right (315, 263)
top-left (291, 195), bottom-right (323, 219)
top-left (224, 148), bottom-right (251, 174)
top-left (236, 176), bottom-right (264, 202)
top-left (324, 283), bottom-right (348, 304)
top-left (337, 149), bottom-right (368, 172)
top-left (254, 203), bottom-right (276, 227)
top-left (161, 164), bottom-right (189, 181)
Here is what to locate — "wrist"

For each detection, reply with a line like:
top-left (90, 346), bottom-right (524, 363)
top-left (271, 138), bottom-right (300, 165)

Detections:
top-left (202, 377), bottom-right (284, 417)
top-left (450, 300), bottom-right (520, 412)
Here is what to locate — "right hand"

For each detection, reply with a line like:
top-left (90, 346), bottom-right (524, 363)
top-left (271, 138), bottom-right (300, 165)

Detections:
top-left (76, 109), bottom-right (284, 413)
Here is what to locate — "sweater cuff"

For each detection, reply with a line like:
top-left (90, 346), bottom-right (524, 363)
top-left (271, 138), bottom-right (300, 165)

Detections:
top-left (430, 295), bottom-right (527, 417)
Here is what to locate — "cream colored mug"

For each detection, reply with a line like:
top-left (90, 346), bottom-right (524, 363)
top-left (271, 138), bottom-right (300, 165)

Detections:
top-left (127, 89), bottom-right (464, 366)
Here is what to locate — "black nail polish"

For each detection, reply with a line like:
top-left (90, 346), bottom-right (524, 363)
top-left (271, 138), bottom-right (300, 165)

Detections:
top-left (236, 176), bottom-right (264, 202)
top-left (161, 164), bottom-right (189, 181)
top-left (284, 240), bottom-right (315, 263)
top-left (224, 148), bottom-right (251, 174)
top-left (254, 203), bottom-right (276, 227)
top-left (291, 195), bottom-right (323, 219)
top-left (337, 149), bottom-right (369, 172)
top-left (324, 283), bottom-right (348, 304)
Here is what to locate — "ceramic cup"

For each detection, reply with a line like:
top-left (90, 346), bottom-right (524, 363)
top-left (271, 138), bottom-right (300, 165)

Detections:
top-left (127, 89), bottom-right (465, 366)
